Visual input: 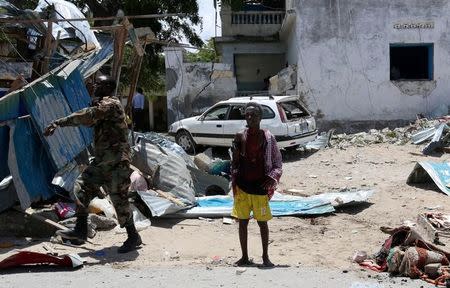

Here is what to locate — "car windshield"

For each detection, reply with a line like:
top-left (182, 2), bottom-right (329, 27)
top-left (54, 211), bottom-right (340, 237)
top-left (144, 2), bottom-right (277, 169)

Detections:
top-left (278, 100), bottom-right (309, 120)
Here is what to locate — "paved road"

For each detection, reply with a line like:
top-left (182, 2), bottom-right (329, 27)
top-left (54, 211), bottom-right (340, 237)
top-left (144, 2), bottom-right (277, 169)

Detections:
top-left (0, 265), bottom-right (434, 288)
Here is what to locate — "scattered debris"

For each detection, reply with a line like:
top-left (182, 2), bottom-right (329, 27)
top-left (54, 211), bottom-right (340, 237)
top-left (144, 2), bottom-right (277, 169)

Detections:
top-left (305, 129), bottom-right (334, 151)
top-left (222, 217), bottom-right (233, 225)
top-left (359, 226), bottom-right (450, 286)
top-left (418, 212), bottom-right (450, 243)
top-left (0, 251), bottom-right (83, 269)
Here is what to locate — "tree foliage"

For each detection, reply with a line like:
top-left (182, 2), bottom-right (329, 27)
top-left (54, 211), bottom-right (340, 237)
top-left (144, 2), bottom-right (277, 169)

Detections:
top-left (7, 0), bottom-right (204, 96)
top-left (185, 38), bottom-right (218, 63)
top-left (6, 0), bottom-right (38, 9)
top-left (69, 0), bottom-right (204, 95)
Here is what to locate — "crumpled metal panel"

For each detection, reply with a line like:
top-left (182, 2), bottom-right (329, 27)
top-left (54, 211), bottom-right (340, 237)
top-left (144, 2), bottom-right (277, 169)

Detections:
top-left (22, 74), bottom-right (90, 169)
top-left (51, 160), bottom-right (83, 193)
top-left (422, 123), bottom-right (449, 155)
top-left (305, 129), bottom-right (334, 150)
top-left (134, 131), bottom-right (195, 168)
top-left (411, 126), bottom-right (437, 145)
top-left (136, 191), bottom-right (184, 217)
top-left (78, 34), bottom-right (114, 78)
top-left (132, 138), bottom-right (196, 206)
top-left (407, 161), bottom-right (450, 195)
top-left (8, 117), bottom-right (56, 208)
top-left (304, 189), bottom-right (374, 207)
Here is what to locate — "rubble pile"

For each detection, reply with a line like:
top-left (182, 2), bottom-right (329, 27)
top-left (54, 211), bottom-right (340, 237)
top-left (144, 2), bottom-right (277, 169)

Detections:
top-left (329, 117), bottom-right (449, 151)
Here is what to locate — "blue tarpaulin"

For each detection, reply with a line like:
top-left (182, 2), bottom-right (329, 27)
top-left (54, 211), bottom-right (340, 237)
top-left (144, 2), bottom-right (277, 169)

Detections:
top-left (196, 196), bottom-right (335, 216)
top-left (165, 193), bottom-right (338, 218)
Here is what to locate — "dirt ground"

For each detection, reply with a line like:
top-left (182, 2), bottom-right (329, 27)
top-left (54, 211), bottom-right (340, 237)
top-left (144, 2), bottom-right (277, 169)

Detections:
top-left (1, 142), bottom-right (450, 273)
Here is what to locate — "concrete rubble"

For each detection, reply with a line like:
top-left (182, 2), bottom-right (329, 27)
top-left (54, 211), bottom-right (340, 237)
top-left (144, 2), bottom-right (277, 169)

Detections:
top-left (328, 117), bottom-right (450, 153)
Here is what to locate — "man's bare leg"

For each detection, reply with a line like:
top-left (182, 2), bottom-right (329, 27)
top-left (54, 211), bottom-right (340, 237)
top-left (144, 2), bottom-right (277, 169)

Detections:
top-left (235, 219), bottom-right (253, 266)
top-left (258, 221), bottom-right (274, 267)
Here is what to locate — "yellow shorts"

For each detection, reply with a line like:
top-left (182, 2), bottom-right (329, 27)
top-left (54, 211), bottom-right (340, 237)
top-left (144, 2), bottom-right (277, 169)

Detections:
top-left (231, 186), bottom-right (272, 222)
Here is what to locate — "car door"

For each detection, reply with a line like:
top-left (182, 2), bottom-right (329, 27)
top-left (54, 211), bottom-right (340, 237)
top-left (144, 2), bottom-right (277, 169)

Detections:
top-left (189, 104), bottom-right (229, 146)
top-left (223, 104), bottom-right (246, 146)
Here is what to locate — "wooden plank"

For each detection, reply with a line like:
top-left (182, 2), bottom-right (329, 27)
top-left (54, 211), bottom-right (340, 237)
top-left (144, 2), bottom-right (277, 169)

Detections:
top-left (111, 19), bottom-right (128, 81)
top-left (16, 207), bottom-right (68, 230)
top-left (40, 18), bottom-right (53, 75)
top-left (153, 189), bottom-right (186, 207)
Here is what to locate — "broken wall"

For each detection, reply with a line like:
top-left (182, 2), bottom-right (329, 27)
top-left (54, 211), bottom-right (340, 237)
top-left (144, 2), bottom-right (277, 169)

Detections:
top-left (164, 47), bottom-right (237, 125)
top-left (289, 0), bottom-right (450, 128)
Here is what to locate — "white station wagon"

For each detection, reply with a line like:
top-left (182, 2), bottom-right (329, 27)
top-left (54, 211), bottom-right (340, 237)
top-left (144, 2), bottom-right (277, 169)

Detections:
top-left (168, 96), bottom-right (318, 153)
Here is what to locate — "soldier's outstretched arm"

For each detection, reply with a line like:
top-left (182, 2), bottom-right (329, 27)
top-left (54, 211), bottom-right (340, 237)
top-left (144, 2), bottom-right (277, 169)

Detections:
top-left (43, 107), bottom-right (102, 136)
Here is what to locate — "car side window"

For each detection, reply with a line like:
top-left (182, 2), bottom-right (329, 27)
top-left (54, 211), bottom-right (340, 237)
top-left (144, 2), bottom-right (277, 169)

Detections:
top-left (227, 105), bottom-right (245, 120)
top-left (203, 105), bottom-right (229, 121)
top-left (261, 105), bottom-right (275, 119)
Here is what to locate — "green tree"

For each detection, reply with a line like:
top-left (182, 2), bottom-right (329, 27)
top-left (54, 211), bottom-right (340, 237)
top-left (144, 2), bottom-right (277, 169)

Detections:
top-left (6, 0), bottom-right (38, 9)
top-left (5, 0), bottom-right (204, 96)
top-left (185, 38), bottom-right (218, 63)
top-left (70, 0), bottom-right (203, 96)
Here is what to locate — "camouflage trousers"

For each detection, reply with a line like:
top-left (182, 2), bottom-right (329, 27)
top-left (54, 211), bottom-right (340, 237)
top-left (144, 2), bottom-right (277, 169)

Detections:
top-left (72, 161), bottom-right (132, 227)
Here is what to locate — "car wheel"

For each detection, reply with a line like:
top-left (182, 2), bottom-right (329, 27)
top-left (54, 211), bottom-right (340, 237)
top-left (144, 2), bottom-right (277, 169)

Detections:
top-left (176, 130), bottom-right (196, 154)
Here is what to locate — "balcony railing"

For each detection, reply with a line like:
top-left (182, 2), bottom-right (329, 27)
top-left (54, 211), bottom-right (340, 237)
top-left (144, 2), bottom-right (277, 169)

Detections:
top-left (231, 11), bottom-right (285, 25)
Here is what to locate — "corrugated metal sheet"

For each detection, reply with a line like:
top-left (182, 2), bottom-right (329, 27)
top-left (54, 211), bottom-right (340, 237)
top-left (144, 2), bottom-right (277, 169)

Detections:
top-left (0, 90), bottom-right (26, 122)
top-left (22, 74), bottom-right (90, 169)
top-left (137, 191), bottom-right (183, 217)
top-left (411, 126), bottom-right (437, 145)
top-left (56, 65), bottom-right (93, 144)
top-left (78, 34), bottom-right (114, 78)
top-left (407, 162), bottom-right (450, 195)
top-left (8, 117), bottom-right (55, 208)
top-left (51, 160), bottom-right (83, 193)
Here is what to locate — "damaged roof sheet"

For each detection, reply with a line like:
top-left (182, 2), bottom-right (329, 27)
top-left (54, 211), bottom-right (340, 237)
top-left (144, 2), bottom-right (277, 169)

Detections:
top-left (22, 72), bottom-right (91, 169)
top-left (407, 161), bottom-right (450, 195)
top-left (78, 34), bottom-right (114, 78)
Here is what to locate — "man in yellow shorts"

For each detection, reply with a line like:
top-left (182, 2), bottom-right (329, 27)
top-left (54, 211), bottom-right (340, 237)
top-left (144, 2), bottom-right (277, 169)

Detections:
top-left (231, 102), bottom-right (283, 267)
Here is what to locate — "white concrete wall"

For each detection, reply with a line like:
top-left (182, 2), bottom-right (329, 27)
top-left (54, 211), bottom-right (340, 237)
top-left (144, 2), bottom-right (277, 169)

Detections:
top-left (291, 0), bottom-right (450, 122)
top-left (164, 47), bottom-right (237, 125)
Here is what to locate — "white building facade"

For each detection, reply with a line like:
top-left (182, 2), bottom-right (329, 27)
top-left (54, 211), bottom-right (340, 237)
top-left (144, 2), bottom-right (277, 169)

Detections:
top-left (284, 0), bottom-right (450, 130)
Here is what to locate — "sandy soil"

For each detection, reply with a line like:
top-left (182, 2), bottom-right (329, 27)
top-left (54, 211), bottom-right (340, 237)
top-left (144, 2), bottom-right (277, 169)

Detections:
top-left (2, 143), bottom-right (450, 273)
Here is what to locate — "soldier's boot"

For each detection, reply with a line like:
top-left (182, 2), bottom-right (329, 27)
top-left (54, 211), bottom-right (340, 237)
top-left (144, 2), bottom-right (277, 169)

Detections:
top-left (118, 219), bottom-right (142, 254)
top-left (56, 214), bottom-right (88, 242)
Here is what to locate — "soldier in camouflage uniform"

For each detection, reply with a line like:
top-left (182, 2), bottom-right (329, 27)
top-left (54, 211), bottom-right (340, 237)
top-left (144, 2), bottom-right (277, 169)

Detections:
top-left (44, 75), bottom-right (142, 253)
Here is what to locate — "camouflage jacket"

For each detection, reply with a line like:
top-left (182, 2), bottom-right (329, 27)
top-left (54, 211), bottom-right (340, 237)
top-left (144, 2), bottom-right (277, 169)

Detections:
top-left (54, 96), bottom-right (130, 166)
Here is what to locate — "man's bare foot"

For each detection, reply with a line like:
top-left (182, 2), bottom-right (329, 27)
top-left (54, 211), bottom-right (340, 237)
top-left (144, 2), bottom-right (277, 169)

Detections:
top-left (234, 257), bottom-right (254, 266)
top-left (262, 258), bottom-right (274, 267)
